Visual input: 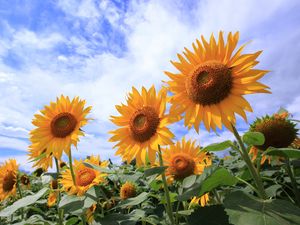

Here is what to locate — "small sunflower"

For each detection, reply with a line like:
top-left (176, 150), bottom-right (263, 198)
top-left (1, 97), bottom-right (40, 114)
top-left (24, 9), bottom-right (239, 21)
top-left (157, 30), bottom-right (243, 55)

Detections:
top-left (86, 204), bottom-right (97, 224)
top-left (249, 113), bottom-right (298, 164)
top-left (33, 167), bottom-right (45, 177)
top-left (20, 174), bottom-right (30, 187)
top-left (60, 155), bottom-right (107, 196)
top-left (109, 86), bottom-right (175, 166)
top-left (47, 191), bottom-right (58, 207)
top-left (50, 179), bottom-right (58, 190)
top-left (165, 32), bottom-right (270, 132)
top-left (30, 95), bottom-right (92, 159)
top-left (28, 144), bottom-right (53, 171)
top-left (189, 194), bottom-right (210, 208)
top-left (0, 159), bottom-right (18, 201)
top-left (120, 182), bottom-right (137, 200)
top-left (162, 138), bottom-right (211, 181)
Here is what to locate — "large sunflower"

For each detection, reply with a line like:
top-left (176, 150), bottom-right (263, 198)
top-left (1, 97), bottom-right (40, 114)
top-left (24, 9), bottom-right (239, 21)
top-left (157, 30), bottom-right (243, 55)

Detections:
top-left (60, 155), bottom-right (107, 196)
top-left (162, 138), bottom-right (211, 181)
top-left (109, 86), bottom-right (175, 166)
top-left (165, 32), bottom-right (270, 132)
top-left (30, 95), bottom-right (92, 159)
top-left (0, 159), bottom-right (18, 201)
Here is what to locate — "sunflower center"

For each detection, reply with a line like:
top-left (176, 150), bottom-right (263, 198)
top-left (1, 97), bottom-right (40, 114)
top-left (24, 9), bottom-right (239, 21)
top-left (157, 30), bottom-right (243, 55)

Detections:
top-left (76, 168), bottom-right (96, 187)
top-left (129, 106), bottom-right (160, 142)
top-left (252, 118), bottom-right (297, 150)
top-left (51, 112), bottom-right (77, 138)
top-left (170, 153), bottom-right (195, 179)
top-left (2, 171), bottom-right (16, 192)
top-left (185, 61), bottom-right (233, 105)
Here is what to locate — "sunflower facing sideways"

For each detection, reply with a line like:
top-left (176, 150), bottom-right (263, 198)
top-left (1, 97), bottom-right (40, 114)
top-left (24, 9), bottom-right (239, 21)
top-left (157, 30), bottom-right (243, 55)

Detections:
top-left (109, 86), bottom-right (175, 166)
top-left (29, 95), bottom-right (92, 160)
top-left (165, 31), bottom-right (270, 132)
top-left (0, 159), bottom-right (18, 201)
top-left (28, 143), bottom-right (53, 171)
top-left (60, 155), bottom-right (107, 196)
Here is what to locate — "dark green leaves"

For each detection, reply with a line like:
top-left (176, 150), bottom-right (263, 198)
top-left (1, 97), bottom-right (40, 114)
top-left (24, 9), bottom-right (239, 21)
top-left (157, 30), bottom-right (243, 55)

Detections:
top-left (242, 132), bottom-right (265, 146)
top-left (225, 191), bottom-right (300, 225)
top-left (144, 166), bottom-right (167, 177)
top-left (116, 192), bottom-right (148, 208)
top-left (264, 147), bottom-right (300, 159)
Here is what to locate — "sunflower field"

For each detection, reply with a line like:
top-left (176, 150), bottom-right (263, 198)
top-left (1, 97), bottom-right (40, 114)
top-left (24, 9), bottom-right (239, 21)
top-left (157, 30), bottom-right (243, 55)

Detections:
top-left (1, 32), bottom-right (300, 225)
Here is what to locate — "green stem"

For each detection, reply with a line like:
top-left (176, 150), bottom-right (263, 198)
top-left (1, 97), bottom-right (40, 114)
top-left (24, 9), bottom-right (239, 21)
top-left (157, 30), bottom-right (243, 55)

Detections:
top-left (55, 158), bottom-right (63, 225)
top-left (231, 124), bottom-right (267, 199)
top-left (286, 159), bottom-right (300, 206)
top-left (236, 176), bottom-right (259, 194)
top-left (68, 149), bottom-right (76, 185)
top-left (158, 145), bottom-right (175, 225)
top-left (16, 176), bottom-right (24, 220)
top-left (82, 215), bottom-right (86, 225)
top-left (212, 189), bottom-right (222, 204)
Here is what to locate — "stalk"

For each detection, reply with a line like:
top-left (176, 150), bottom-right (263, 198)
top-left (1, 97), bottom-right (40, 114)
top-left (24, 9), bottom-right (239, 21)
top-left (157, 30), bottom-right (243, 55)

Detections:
top-left (55, 158), bottom-right (63, 225)
top-left (16, 176), bottom-right (24, 220)
top-left (231, 124), bottom-right (267, 199)
top-left (285, 159), bottom-right (300, 207)
top-left (158, 145), bottom-right (175, 224)
top-left (68, 149), bottom-right (76, 185)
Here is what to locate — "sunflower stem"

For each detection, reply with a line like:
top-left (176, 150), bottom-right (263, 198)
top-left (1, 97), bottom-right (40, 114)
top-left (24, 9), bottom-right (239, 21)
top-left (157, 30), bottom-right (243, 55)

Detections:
top-left (16, 176), bottom-right (24, 220)
top-left (285, 159), bottom-right (300, 207)
top-left (55, 158), bottom-right (63, 225)
top-left (158, 145), bottom-right (175, 225)
top-left (231, 124), bottom-right (267, 199)
top-left (68, 149), bottom-right (76, 185)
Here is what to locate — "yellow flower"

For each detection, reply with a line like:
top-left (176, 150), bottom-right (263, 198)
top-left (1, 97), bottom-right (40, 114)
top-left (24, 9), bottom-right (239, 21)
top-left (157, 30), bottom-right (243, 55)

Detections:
top-left (249, 114), bottom-right (298, 164)
top-left (291, 137), bottom-right (300, 149)
top-left (20, 174), bottom-right (30, 188)
top-left (86, 204), bottom-right (97, 224)
top-left (28, 144), bottom-right (53, 171)
top-left (189, 194), bottom-right (210, 208)
top-left (29, 95), bottom-right (92, 159)
top-left (47, 191), bottom-right (58, 207)
top-left (109, 86), bottom-right (175, 166)
top-left (162, 138), bottom-right (211, 181)
top-left (165, 32), bottom-right (270, 132)
top-left (120, 182), bottom-right (137, 200)
top-left (60, 155), bottom-right (107, 196)
top-left (0, 159), bottom-right (18, 201)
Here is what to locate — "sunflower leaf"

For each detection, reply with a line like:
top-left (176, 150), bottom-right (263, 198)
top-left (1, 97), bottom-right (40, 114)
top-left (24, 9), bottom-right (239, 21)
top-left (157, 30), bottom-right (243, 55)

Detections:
top-left (83, 162), bottom-right (114, 174)
top-left (242, 132), bottom-right (265, 146)
top-left (203, 140), bottom-right (233, 152)
top-left (144, 166), bottom-right (167, 177)
top-left (264, 147), bottom-right (300, 159)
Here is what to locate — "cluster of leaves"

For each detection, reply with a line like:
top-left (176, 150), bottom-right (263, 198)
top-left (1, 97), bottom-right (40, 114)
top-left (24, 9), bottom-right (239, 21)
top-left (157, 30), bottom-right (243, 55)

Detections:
top-left (1, 132), bottom-right (300, 225)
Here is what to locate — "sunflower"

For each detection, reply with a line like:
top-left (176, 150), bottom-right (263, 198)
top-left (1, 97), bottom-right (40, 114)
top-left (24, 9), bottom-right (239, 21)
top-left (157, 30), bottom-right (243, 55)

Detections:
top-left (20, 174), bottom-right (30, 188)
top-left (28, 143), bottom-right (53, 171)
top-left (29, 95), bottom-right (92, 159)
top-left (165, 31), bottom-right (270, 132)
top-left (249, 113), bottom-right (298, 164)
top-left (189, 194), bottom-right (210, 208)
top-left (60, 155), bottom-right (107, 196)
top-left (162, 138), bottom-right (211, 181)
top-left (120, 182), bottom-right (137, 200)
top-left (47, 191), bottom-right (58, 207)
top-left (109, 86), bottom-right (175, 166)
top-left (86, 204), bottom-right (97, 224)
top-left (0, 159), bottom-right (18, 201)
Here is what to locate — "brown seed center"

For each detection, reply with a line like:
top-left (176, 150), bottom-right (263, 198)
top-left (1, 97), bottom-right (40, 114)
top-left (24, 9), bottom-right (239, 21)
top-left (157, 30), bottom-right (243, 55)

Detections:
top-left (129, 106), bottom-right (160, 143)
top-left (51, 112), bottom-right (77, 138)
top-left (3, 171), bottom-right (16, 192)
top-left (76, 168), bottom-right (96, 187)
top-left (170, 154), bottom-right (195, 180)
top-left (185, 61), bottom-right (233, 105)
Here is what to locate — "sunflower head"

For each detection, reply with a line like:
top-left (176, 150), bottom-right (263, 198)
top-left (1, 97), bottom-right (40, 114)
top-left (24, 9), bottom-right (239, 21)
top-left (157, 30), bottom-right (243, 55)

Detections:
top-left (29, 95), bottom-right (92, 159)
top-left (109, 86), bottom-right (175, 166)
top-left (250, 115), bottom-right (298, 150)
top-left (59, 161), bottom-right (67, 169)
top-left (120, 182), bottom-right (137, 200)
top-left (51, 179), bottom-right (58, 190)
top-left (0, 159), bottom-right (18, 201)
top-left (60, 157), bottom-right (107, 196)
top-left (165, 32), bottom-right (270, 132)
top-left (28, 145), bottom-right (53, 171)
top-left (20, 174), bottom-right (30, 186)
top-left (163, 138), bottom-right (212, 181)
top-left (33, 167), bottom-right (45, 177)
top-left (47, 191), bottom-right (57, 207)
top-left (189, 194), bottom-right (210, 208)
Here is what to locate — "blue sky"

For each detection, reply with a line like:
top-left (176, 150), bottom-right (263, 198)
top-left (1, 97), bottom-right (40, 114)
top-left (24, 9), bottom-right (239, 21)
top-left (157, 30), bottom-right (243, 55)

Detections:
top-left (0, 0), bottom-right (299, 171)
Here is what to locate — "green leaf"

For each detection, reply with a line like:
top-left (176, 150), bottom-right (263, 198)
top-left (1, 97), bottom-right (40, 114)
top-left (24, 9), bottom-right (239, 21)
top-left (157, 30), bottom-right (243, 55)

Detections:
top-left (116, 192), bottom-right (148, 208)
top-left (66, 217), bottom-right (80, 225)
top-left (144, 166), bottom-right (167, 177)
top-left (59, 195), bottom-right (85, 214)
top-left (264, 148), bottom-right (300, 159)
top-left (160, 192), bottom-right (177, 204)
top-left (182, 175), bottom-right (197, 188)
top-left (203, 140), bottom-right (233, 152)
top-left (96, 209), bottom-right (145, 225)
top-left (83, 162), bottom-right (114, 174)
top-left (242, 132), bottom-right (265, 146)
top-left (224, 191), bottom-right (300, 225)
top-left (178, 167), bottom-right (237, 201)
top-left (188, 205), bottom-right (230, 225)
top-left (0, 188), bottom-right (48, 217)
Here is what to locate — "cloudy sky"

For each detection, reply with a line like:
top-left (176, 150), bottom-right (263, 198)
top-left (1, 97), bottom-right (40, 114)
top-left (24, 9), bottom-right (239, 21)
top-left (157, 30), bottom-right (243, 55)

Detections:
top-left (0, 0), bottom-right (299, 171)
